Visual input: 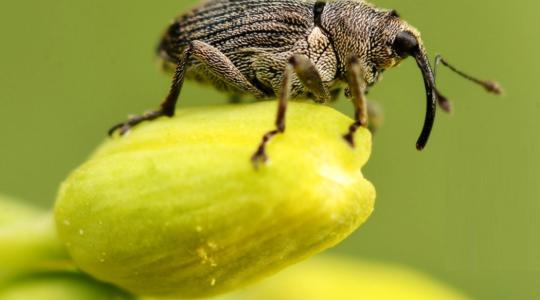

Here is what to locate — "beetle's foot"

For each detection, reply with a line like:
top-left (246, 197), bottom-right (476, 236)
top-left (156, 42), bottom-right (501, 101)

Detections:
top-left (251, 146), bottom-right (269, 170)
top-left (343, 120), bottom-right (365, 148)
top-left (251, 129), bottom-right (281, 169)
top-left (108, 110), bottom-right (167, 137)
top-left (343, 132), bottom-right (355, 148)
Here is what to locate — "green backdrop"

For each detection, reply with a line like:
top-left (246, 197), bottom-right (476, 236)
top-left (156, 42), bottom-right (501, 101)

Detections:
top-left (0, 0), bottom-right (537, 299)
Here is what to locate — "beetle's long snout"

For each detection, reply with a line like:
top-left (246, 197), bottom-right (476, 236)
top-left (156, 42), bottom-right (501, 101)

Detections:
top-left (413, 49), bottom-right (438, 151)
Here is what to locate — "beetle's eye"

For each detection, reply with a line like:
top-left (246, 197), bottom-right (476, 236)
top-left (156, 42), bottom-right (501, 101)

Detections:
top-left (393, 31), bottom-right (419, 57)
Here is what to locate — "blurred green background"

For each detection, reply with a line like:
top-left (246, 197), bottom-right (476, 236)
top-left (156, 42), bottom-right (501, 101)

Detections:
top-left (0, 0), bottom-right (537, 299)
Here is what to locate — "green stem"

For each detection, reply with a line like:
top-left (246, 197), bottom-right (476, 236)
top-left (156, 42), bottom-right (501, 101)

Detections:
top-left (0, 213), bottom-right (74, 279)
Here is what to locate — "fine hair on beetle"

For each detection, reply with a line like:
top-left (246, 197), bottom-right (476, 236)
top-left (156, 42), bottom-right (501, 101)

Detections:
top-left (109, 0), bottom-right (502, 167)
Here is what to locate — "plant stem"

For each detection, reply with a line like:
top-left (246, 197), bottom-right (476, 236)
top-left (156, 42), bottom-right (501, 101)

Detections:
top-left (0, 213), bottom-right (74, 279)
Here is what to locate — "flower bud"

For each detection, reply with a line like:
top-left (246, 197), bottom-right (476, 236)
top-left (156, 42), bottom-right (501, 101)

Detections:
top-left (0, 196), bottom-right (71, 282)
top-left (54, 102), bottom-right (375, 298)
top-left (214, 255), bottom-right (470, 300)
top-left (0, 194), bottom-right (41, 227)
top-left (0, 273), bottom-right (132, 300)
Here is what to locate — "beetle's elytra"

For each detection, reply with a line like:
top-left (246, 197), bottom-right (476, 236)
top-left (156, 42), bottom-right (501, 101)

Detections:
top-left (109, 0), bottom-right (501, 166)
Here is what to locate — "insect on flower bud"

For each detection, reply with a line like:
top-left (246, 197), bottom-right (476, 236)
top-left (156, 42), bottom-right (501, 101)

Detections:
top-left (54, 101), bottom-right (375, 298)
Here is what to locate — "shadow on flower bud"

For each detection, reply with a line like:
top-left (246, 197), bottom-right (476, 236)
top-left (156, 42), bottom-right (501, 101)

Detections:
top-left (54, 101), bottom-right (375, 298)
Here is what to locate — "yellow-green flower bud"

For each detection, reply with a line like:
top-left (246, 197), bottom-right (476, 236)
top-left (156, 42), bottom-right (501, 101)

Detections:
top-left (0, 195), bottom-right (41, 227)
top-left (0, 196), bottom-right (72, 282)
top-left (214, 255), bottom-right (470, 300)
top-left (54, 102), bottom-right (375, 298)
top-left (0, 273), bottom-right (132, 300)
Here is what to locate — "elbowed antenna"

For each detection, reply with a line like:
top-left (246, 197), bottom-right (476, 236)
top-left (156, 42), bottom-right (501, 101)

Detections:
top-left (413, 49), bottom-right (438, 151)
top-left (435, 56), bottom-right (503, 95)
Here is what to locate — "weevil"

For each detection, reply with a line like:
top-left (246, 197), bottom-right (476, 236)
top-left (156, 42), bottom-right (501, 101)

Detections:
top-left (109, 0), bottom-right (501, 166)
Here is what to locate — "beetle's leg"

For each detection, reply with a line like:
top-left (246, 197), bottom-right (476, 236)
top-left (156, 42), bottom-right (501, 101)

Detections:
top-left (251, 54), bottom-right (330, 168)
top-left (251, 64), bottom-right (293, 168)
top-left (190, 41), bottom-right (265, 98)
top-left (343, 56), bottom-right (368, 147)
top-left (288, 55), bottom-right (331, 103)
top-left (109, 40), bottom-right (265, 136)
top-left (108, 45), bottom-right (192, 136)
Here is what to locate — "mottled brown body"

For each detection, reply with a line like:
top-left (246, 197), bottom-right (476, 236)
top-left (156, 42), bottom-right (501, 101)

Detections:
top-left (157, 0), bottom-right (406, 101)
top-left (110, 0), bottom-right (500, 166)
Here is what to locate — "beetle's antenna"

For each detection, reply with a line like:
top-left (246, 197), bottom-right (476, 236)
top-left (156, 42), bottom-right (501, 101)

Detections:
top-left (434, 89), bottom-right (452, 113)
top-left (435, 55), bottom-right (503, 95)
top-left (432, 63), bottom-right (452, 113)
top-left (413, 49), bottom-right (438, 151)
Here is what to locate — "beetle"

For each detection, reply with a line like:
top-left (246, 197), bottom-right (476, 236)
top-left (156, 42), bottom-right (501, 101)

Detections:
top-left (109, 0), bottom-right (501, 166)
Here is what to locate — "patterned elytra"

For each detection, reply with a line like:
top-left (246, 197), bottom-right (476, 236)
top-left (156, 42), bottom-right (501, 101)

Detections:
top-left (157, 0), bottom-right (415, 98)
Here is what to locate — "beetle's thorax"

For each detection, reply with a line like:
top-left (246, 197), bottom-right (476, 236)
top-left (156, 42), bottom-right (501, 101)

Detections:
top-left (320, 0), bottom-right (418, 85)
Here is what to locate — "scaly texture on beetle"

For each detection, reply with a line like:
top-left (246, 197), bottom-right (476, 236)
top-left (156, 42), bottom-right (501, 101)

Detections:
top-left (110, 0), bottom-right (500, 164)
top-left (157, 0), bottom-right (408, 97)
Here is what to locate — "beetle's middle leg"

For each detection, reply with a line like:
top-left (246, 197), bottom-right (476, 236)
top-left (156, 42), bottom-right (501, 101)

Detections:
top-left (251, 54), bottom-right (330, 167)
top-left (343, 56), bottom-right (369, 147)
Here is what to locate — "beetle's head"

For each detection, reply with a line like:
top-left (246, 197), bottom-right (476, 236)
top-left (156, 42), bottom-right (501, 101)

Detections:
top-left (362, 10), bottom-right (438, 150)
top-left (324, 2), bottom-right (501, 150)
top-left (390, 14), bottom-right (438, 150)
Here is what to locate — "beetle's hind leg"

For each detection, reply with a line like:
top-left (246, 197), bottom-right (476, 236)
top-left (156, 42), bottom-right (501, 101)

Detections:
top-left (108, 45), bottom-right (192, 136)
top-left (251, 54), bottom-right (330, 168)
top-left (109, 40), bottom-right (265, 136)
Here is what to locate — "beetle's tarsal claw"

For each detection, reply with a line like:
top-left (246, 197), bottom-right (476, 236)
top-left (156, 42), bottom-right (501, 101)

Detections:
top-left (251, 147), bottom-right (269, 170)
top-left (108, 123), bottom-right (132, 137)
top-left (108, 124), bottom-right (123, 137)
top-left (342, 120), bottom-right (365, 148)
top-left (343, 133), bottom-right (356, 148)
top-left (108, 110), bottom-right (168, 137)
top-left (251, 129), bottom-right (281, 169)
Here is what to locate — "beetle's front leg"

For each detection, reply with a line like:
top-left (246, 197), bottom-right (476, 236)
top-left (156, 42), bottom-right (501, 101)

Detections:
top-left (343, 56), bottom-right (369, 147)
top-left (251, 54), bottom-right (330, 168)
